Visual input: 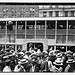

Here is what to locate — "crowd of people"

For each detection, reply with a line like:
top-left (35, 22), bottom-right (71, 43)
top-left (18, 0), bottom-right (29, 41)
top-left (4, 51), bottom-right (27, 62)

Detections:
top-left (0, 46), bottom-right (75, 72)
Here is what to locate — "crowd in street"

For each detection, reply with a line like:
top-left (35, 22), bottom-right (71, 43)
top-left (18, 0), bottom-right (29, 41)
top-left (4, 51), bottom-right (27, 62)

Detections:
top-left (0, 46), bottom-right (75, 72)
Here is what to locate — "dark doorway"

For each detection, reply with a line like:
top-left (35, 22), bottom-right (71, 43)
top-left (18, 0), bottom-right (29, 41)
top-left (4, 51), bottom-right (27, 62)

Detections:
top-left (56, 46), bottom-right (66, 52)
top-left (27, 43), bottom-right (43, 52)
top-left (67, 46), bottom-right (75, 53)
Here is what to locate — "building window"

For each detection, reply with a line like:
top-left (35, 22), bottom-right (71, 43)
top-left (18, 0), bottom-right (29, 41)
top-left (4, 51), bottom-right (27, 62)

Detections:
top-left (52, 5), bottom-right (57, 8)
top-left (69, 11), bottom-right (74, 17)
top-left (68, 20), bottom-right (75, 29)
top-left (58, 5), bottom-right (64, 8)
top-left (43, 5), bottom-right (50, 9)
top-left (55, 11), bottom-right (59, 17)
top-left (64, 11), bottom-right (68, 17)
top-left (49, 11), bottom-right (53, 17)
top-left (43, 11), bottom-right (47, 17)
top-left (52, 11), bottom-right (56, 17)
top-left (71, 5), bottom-right (75, 8)
top-left (39, 11), bottom-right (43, 17)
top-left (59, 11), bottom-right (64, 17)
top-left (39, 5), bottom-right (43, 9)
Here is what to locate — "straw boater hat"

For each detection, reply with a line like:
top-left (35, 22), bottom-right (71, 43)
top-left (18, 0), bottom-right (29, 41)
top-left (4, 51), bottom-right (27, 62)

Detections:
top-left (30, 53), bottom-right (37, 57)
top-left (6, 48), bottom-right (10, 51)
top-left (53, 58), bottom-right (63, 66)
top-left (20, 59), bottom-right (28, 64)
top-left (49, 50), bottom-right (54, 56)
top-left (18, 52), bottom-right (24, 56)
top-left (25, 51), bottom-right (31, 55)
top-left (5, 59), bottom-right (10, 63)
top-left (18, 56), bottom-right (29, 64)
top-left (66, 59), bottom-right (74, 64)
top-left (65, 50), bottom-right (73, 55)
top-left (3, 55), bottom-right (9, 59)
top-left (56, 53), bottom-right (62, 58)
top-left (73, 53), bottom-right (75, 57)
top-left (23, 55), bottom-right (29, 60)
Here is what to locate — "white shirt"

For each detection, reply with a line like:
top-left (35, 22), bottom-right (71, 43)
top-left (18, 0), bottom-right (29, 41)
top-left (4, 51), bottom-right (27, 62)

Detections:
top-left (14, 65), bottom-right (25, 72)
top-left (3, 66), bottom-right (12, 72)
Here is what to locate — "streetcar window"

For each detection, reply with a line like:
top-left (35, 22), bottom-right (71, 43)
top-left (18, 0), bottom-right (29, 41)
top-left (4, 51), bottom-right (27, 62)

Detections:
top-left (0, 21), bottom-right (6, 29)
top-left (46, 20), bottom-right (55, 29)
top-left (68, 20), bottom-right (75, 29)
top-left (26, 21), bottom-right (35, 29)
top-left (57, 21), bottom-right (67, 29)
top-left (36, 21), bottom-right (45, 30)
top-left (17, 21), bottom-right (25, 29)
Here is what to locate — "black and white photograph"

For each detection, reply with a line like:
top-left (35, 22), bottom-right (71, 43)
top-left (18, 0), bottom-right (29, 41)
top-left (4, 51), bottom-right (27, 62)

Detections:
top-left (0, 0), bottom-right (75, 73)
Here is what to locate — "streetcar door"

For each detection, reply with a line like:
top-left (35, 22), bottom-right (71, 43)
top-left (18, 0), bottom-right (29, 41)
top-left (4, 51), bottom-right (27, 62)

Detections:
top-left (27, 43), bottom-right (43, 52)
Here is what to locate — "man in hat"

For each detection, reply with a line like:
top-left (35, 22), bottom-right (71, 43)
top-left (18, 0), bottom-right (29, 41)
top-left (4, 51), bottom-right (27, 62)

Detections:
top-left (18, 52), bottom-right (24, 59)
top-left (14, 60), bottom-right (25, 72)
top-left (40, 52), bottom-right (49, 72)
top-left (30, 53), bottom-right (40, 72)
top-left (65, 50), bottom-right (73, 59)
top-left (0, 59), bottom-right (3, 72)
top-left (51, 58), bottom-right (63, 72)
top-left (48, 51), bottom-right (56, 63)
top-left (21, 55), bottom-right (32, 72)
top-left (3, 59), bottom-right (12, 72)
top-left (25, 51), bottom-right (31, 57)
top-left (65, 59), bottom-right (74, 72)
top-left (73, 53), bottom-right (75, 72)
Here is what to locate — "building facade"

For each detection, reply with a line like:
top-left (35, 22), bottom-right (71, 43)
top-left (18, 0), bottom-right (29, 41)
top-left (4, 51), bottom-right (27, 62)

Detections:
top-left (0, 3), bottom-right (75, 52)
